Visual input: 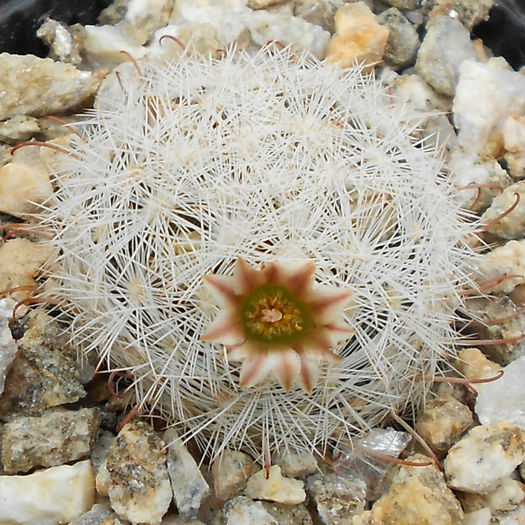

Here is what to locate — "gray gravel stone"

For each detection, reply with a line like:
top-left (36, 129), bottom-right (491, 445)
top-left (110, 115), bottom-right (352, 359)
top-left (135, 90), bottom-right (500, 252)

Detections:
top-left (1, 407), bottom-right (100, 474)
top-left (223, 496), bottom-right (277, 525)
top-left (415, 15), bottom-right (478, 96)
top-left (378, 7), bottom-right (419, 70)
top-left (164, 428), bottom-right (209, 518)
top-left (0, 298), bottom-right (17, 398)
top-left (212, 450), bottom-right (256, 503)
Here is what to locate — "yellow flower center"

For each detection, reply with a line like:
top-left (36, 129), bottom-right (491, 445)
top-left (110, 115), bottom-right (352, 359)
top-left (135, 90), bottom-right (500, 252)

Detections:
top-left (241, 284), bottom-right (312, 344)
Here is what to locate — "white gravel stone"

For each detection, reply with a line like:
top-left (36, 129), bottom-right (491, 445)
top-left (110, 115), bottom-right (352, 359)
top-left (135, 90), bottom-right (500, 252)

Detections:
top-left (463, 507), bottom-right (492, 525)
top-left (504, 114), bottom-right (525, 179)
top-left (453, 59), bottom-right (525, 157)
top-left (0, 298), bottom-right (17, 398)
top-left (164, 428), bottom-right (209, 518)
top-left (0, 115), bottom-right (40, 143)
top-left (293, 0), bottom-right (345, 33)
top-left (0, 460), bottom-right (95, 524)
top-left (245, 465), bottom-right (306, 504)
top-left (449, 150), bottom-right (512, 213)
top-left (481, 180), bottom-right (525, 240)
top-left (444, 423), bottom-right (525, 494)
top-left (475, 240), bottom-right (525, 294)
top-left (415, 15), bottom-right (478, 96)
top-left (476, 357), bottom-right (525, 430)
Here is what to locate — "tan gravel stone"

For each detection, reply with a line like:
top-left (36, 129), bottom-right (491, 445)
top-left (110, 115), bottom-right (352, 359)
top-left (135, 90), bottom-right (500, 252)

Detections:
top-left (415, 396), bottom-right (474, 455)
top-left (245, 465), bottom-right (306, 504)
top-left (326, 2), bottom-right (389, 69)
top-left (98, 421), bottom-right (172, 524)
top-left (370, 453), bottom-right (464, 524)
top-left (212, 450), bottom-right (256, 503)
top-left (456, 347), bottom-right (502, 381)
top-left (503, 114), bottom-right (525, 179)
top-left (0, 53), bottom-right (104, 120)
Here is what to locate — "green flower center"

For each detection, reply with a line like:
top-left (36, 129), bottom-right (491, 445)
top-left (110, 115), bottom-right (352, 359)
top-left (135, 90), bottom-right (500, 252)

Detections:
top-left (241, 284), bottom-right (313, 344)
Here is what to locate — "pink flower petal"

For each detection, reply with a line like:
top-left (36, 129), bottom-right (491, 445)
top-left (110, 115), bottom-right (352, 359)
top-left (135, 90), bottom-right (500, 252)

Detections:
top-left (201, 312), bottom-right (244, 345)
top-left (239, 353), bottom-right (273, 388)
top-left (310, 289), bottom-right (353, 323)
top-left (270, 348), bottom-right (301, 392)
top-left (234, 257), bottom-right (264, 293)
top-left (203, 274), bottom-right (238, 306)
top-left (299, 354), bottom-right (321, 395)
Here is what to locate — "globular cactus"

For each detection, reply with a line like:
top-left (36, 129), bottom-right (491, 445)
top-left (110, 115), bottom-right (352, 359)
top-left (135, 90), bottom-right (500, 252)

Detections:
top-left (38, 45), bottom-right (479, 464)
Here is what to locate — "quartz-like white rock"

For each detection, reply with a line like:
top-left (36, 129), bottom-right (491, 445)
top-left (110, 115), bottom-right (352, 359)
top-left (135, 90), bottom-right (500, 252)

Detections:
top-left (475, 240), bottom-right (525, 294)
top-left (415, 15), bottom-right (478, 96)
top-left (453, 59), bottom-right (525, 157)
top-left (0, 460), bottom-right (95, 524)
top-left (326, 2), bottom-right (389, 68)
top-left (0, 298), bottom-right (17, 397)
top-left (504, 114), bottom-right (525, 179)
top-left (245, 465), bottom-right (306, 504)
top-left (444, 423), bottom-right (525, 494)
top-left (449, 150), bottom-right (512, 213)
top-left (476, 356), bottom-right (525, 429)
top-left (425, 0), bottom-right (493, 30)
top-left (456, 347), bottom-right (502, 382)
top-left (293, 0), bottom-right (345, 33)
top-left (481, 180), bottom-right (525, 240)
top-left (272, 450), bottom-right (317, 478)
top-left (164, 428), bottom-right (209, 518)
top-left (0, 115), bottom-right (40, 144)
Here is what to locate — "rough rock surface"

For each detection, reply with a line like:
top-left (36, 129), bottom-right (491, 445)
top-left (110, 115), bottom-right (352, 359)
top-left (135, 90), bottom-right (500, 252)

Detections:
top-left (307, 470), bottom-right (367, 524)
top-left (212, 450), bottom-right (256, 503)
top-left (0, 460), bottom-right (95, 524)
top-left (0, 298), bottom-right (17, 397)
top-left (503, 114), bottom-right (525, 179)
top-left (164, 428), bottom-right (209, 518)
top-left (0, 53), bottom-right (104, 120)
top-left (245, 465), bottom-right (306, 504)
top-left (0, 310), bottom-right (86, 418)
top-left (415, 396), bottom-right (473, 455)
top-left (96, 421), bottom-right (172, 524)
top-left (370, 453), bottom-right (464, 524)
top-left (453, 59), bottom-right (525, 157)
top-left (272, 450), bottom-right (317, 478)
top-left (1, 408), bottom-right (100, 474)
top-left (444, 423), bottom-right (525, 494)
top-left (415, 15), bottom-right (478, 96)
top-left (326, 2), bottom-right (389, 68)
top-left (223, 496), bottom-right (277, 525)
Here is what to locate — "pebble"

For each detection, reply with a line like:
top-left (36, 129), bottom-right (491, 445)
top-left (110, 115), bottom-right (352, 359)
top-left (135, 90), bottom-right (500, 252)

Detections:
top-left (212, 449), bottom-right (256, 503)
top-left (272, 449), bottom-right (317, 478)
top-left (262, 501), bottom-right (314, 525)
top-left (36, 18), bottom-right (83, 65)
top-left (244, 465), bottom-right (306, 504)
top-left (415, 15), bottom-right (478, 96)
top-left (444, 422), bottom-right (525, 494)
top-left (293, 0), bottom-right (345, 33)
top-left (120, 0), bottom-right (174, 45)
top-left (463, 507), bottom-right (492, 525)
top-left (449, 150), bottom-right (512, 213)
top-left (0, 239), bottom-right (54, 302)
top-left (1, 407), bottom-right (100, 474)
top-left (503, 114), bottom-right (525, 179)
top-left (459, 476), bottom-right (525, 514)
top-left (0, 154), bottom-right (54, 217)
top-left (415, 396), bottom-right (474, 455)
top-left (0, 460), bottom-right (95, 524)
top-left (475, 239), bottom-right (525, 294)
top-left (370, 453), bottom-right (464, 524)
top-left (69, 503), bottom-right (126, 525)
top-left (424, 0), bottom-right (493, 31)
top-left (164, 428), bottom-right (209, 518)
top-left (325, 2), bottom-right (389, 69)
top-left (0, 53), bottom-right (104, 121)
top-left (0, 310), bottom-right (86, 418)
top-left (0, 298), bottom-right (17, 397)
top-left (481, 180), bottom-right (525, 240)
top-left (377, 7), bottom-right (419, 70)
top-left (476, 356), bottom-right (525, 430)
top-left (223, 496), bottom-right (277, 525)
top-left (385, 0), bottom-right (419, 9)
top-left (96, 421), bottom-right (172, 524)
top-left (0, 115), bottom-right (40, 144)
top-left (307, 471), bottom-right (367, 524)
top-left (463, 296), bottom-right (525, 364)
top-left (456, 347), bottom-right (502, 382)
top-left (453, 58), bottom-right (525, 157)
top-left (249, 0), bottom-right (288, 8)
